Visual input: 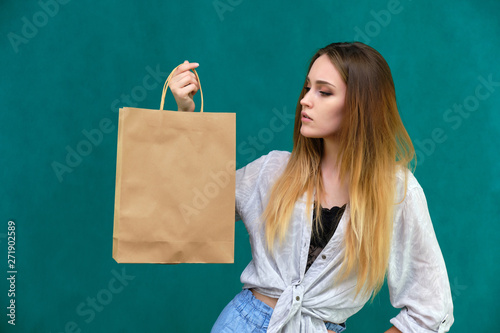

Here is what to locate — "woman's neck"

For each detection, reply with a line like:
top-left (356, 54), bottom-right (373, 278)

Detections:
top-left (319, 136), bottom-right (349, 208)
top-left (321, 136), bottom-right (340, 174)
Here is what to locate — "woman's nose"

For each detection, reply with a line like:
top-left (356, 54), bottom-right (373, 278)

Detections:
top-left (300, 93), bottom-right (312, 109)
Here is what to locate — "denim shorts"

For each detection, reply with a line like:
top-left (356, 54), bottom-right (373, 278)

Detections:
top-left (211, 289), bottom-right (346, 332)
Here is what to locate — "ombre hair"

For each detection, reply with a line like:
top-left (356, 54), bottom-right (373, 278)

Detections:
top-left (262, 42), bottom-right (415, 300)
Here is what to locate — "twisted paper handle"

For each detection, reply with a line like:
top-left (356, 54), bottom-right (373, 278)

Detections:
top-left (160, 64), bottom-right (204, 112)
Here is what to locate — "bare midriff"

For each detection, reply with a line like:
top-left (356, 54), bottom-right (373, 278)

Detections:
top-left (250, 289), bottom-right (278, 309)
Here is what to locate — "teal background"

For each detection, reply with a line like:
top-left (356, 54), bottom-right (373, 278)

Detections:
top-left (1, 0), bottom-right (499, 332)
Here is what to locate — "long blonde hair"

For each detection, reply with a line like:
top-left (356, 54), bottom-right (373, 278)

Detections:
top-left (262, 42), bottom-right (415, 300)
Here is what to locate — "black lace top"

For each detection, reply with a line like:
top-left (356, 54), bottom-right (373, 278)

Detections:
top-left (305, 203), bottom-right (346, 273)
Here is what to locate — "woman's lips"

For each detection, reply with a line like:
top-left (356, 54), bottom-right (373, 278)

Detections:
top-left (301, 111), bottom-right (313, 121)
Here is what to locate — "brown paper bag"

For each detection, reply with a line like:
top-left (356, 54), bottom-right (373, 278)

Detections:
top-left (113, 65), bottom-right (236, 263)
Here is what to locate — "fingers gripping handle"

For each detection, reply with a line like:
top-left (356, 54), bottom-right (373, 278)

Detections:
top-left (160, 64), bottom-right (204, 112)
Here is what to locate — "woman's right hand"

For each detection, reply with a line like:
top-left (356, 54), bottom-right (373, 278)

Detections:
top-left (170, 60), bottom-right (200, 112)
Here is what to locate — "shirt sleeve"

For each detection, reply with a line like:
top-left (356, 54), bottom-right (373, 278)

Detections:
top-left (234, 153), bottom-right (269, 222)
top-left (234, 150), bottom-right (290, 222)
top-left (387, 186), bottom-right (454, 333)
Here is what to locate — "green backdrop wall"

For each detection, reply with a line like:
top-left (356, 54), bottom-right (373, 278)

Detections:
top-left (1, 0), bottom-right (499, 332)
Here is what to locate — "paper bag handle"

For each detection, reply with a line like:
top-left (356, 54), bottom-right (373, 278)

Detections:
top-left (160, 64), bottom-right (204, 112)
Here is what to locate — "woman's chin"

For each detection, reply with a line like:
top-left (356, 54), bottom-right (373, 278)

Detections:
top-left (300, 128), bottom-right (320, 139)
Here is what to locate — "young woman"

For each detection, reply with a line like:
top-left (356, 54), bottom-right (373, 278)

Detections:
top-left (169, 42), bottom-right (454, 333)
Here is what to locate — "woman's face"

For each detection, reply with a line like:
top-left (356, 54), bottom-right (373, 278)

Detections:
top-left (299, 54), bottom-right (347, 139)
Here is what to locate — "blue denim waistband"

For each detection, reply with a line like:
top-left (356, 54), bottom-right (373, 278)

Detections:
top-left (236, 289), bottom-right (346, 332)
top-left (234, 289), bottom-right (273, 329)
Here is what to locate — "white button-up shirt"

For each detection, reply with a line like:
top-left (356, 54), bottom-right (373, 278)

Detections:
top-left (235, 150), bottom-right (454, 333)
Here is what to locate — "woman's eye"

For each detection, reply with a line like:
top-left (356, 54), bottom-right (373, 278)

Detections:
top-left (304, 86), bottom-right (331, 96)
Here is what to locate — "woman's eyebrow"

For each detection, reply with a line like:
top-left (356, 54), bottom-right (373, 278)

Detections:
top-left (306, 76), bottom-right (336, 88)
